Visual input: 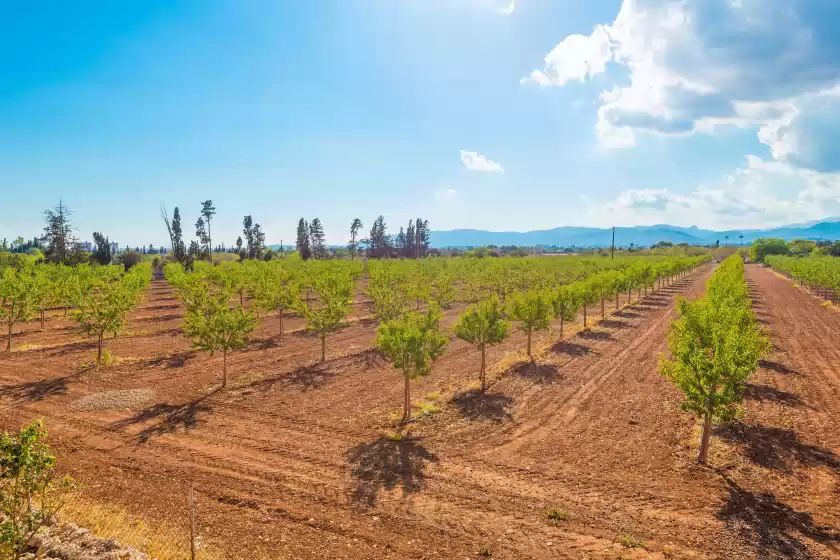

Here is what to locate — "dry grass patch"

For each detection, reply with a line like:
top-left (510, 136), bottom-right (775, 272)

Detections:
top-left (73, 389), bottom-right (155, 411)
top-left (62, 497), bottom-right (220, 560)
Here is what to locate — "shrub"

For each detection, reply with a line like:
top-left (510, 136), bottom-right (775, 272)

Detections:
top-left (0, 421), bottom-right (74, 559)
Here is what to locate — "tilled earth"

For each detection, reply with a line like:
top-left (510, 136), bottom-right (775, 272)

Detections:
top-left (0, 264), bottom-right (838, 559)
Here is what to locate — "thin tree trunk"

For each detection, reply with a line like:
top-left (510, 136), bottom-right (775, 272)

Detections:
top-left (583, 305), bottom-right (587, 329)
top-left (526, 327), bottom-right (532, 359)
top-left (559, 316), bottom-right (564, 337)
top-left (480, 345), bottom-right (486, 392)
top-left (239, 290), bottom-right (244, 307)
top-left (279, 307), bottom-right (284, 335)
top-left (615, 293), bottom-right (619, 310)
top-left (698, 412), bottom-right (713, 464)
top-left (6, 322), bottom-right (11, 352)
top-left (601, 297), bottom-right (605, 319)
top-left (40, 310), bottom-right (45, 330)
top-left (628, 288), bottom-right (632, 304)
top-left (644, 283), bottom-right (647, 296)
top-left (97, 333), bottom-right (103, 364)
top-left (222, 347), bottom-right (228, 388)
top-left (321, 334), bottom-right (326, 362)
top-left (403, 375), bottom-right (411, 423)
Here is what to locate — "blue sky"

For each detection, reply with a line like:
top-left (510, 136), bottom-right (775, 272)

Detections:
top-left (2, 0), bottom-right (840, 247)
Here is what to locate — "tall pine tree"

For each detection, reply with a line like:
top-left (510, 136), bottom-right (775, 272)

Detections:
top-left (42, 200), bottom-right (75, 264)
top-left (296, 218), bottom-right (311, 260)
top-left (309, 218), bottom-right (327, 259)
top-left (201, 200), bottom-right (216, 256)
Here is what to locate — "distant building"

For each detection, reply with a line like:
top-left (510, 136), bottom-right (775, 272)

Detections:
top-left (75, 241), bottom-right (92, 252)
top-left (110, 242), bottom-right (119, 254)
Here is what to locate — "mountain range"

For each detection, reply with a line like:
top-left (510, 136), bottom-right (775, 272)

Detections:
top-left (429, 218), bottom-right (840, 249)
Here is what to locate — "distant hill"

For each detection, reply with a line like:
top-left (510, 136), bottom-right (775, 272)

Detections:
top-left (429, 219), bottom-right (840, 249)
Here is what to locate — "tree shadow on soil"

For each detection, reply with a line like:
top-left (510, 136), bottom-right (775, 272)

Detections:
top-left (716, 473), bottom-right (840, 559)
top-left (512, 361), bottom-right (562, 383)
top-left (759, 360), bottom-right (798, 376)
top-left (550, 340), bottom-right (590, 357)
top-left (347, 436), bottom-right (438, 507)
top-left (743, 384), bottom-right (810, 409)
top-left (0, 368), bottom-right (89, 402)
top-left (579, 329), bottom-right (612, 341)
top-left (614, 310), bottom-right (642, 318)
top-left (598, 319), bottom-right (628, 329)
top-left (109, 391), bottom-right (216, 443)
top-left (140, 351), bottom-right (197, 369)
top-left (451, 389), bottom-right (513, 422)
top-left (715, 422), bottom-right (840, 473)
top-left (248, 364), bottom-right (336, 393)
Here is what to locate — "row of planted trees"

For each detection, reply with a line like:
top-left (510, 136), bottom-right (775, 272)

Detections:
top-left (0, 263), bottom-right (151, 359)
top-left (766, 255), bottom-right (840, 302)
top-left (164, 254), bottom-right (708, 422)
top-left (660, 255), bottom-right (768, 464)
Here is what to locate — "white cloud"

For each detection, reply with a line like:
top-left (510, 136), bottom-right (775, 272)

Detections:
top-left (434, 188), bottom-right (458, 200)
top-left (526, 0), bottom-right (840, 156)
top-left (460, 150), bottom-right (504, 173)
top-left (591, 155), bottom-right (840, 229)
top-left (499, 0), bottom-right (516, 15)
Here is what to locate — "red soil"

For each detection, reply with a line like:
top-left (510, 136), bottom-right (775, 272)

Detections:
top-left (0, 264), bottom-right (837, 559)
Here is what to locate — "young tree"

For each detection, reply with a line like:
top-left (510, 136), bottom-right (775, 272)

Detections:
top-left (660, 257), bottom-right (768, 464)
top-left (235, 236), bottom-right (244, 260)
top-left (349, 218), bottom-right (363, 258)
top-left (0, 267), bottom-right (36, 351)
top-left (297, 272), bottom-right (353, 361)
top-left (296, 218), bottom-right (312, 260)
top-left (92, 232), bottom-right (111, 265)
top-left (577, 279), bottom-right (600, 329)
top-left (366, 269), bottom-right (408, 324)
top-left (73, 268), bottom-right (148, 364)
top-left (552, 284), bottom-right (581, 337)
top-left (309, 218), bottom-right (327, 259)
top-left (0, 421), bottom-right (75, 560)
top-left (41, 200), bottom-right (75, 264)
top-left (376, 307), bottom-right (449, 422)
top-left (185, 293), bottom-right (257, 388)
top-left (455, 297), bottom-right (509, 391)
top-left (509, 289), bottom-right (552, 360)
top-left (201, 200), bottom-right (216, 256)
top-left (251, 264), bottom-right (300, 336)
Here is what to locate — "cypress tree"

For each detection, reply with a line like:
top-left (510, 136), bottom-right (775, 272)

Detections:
top-left (296, 218), bottom-right (311, 260)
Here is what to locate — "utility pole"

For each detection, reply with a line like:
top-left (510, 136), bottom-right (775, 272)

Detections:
top-left (611, 226), bottom-right (615, 260)
top-left (280, 240), bottom-right (284, 256)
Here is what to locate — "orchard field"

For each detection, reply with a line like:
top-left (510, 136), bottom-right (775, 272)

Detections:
top-left (1, 254), bottom-right (839, 559)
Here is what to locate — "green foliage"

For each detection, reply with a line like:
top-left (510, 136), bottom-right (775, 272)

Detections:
top-left (250, 262), bottom-right (300, 335)
top-left (545, 508), bottom-right (569, 522)
top-left (72, 263), bottom-right (150, 363)
top-left (297, 272), bottom-right (354, 361)
top-left (455, 297), bottom-right (509, 391)
top-left (660, 255), bottom-right (768, 464)
top-left (749, 237), bottom-right (789, 263)
top-left (0, 421), bottom-right (74, 560)
top-left (0, 267), bottom-right (38, 351)
top-left (509, 289), bottom-right (552, 358)
top-left (366, 267), bottom-right (408, 324)
top-left (184, 294), bottom-right (257, 388)
top-left (376, 307), bottom-right (449, 422)
top-left (552, 284), bottom-right (581, 335)
top-left (787, 238), bottom-right (816, 257)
